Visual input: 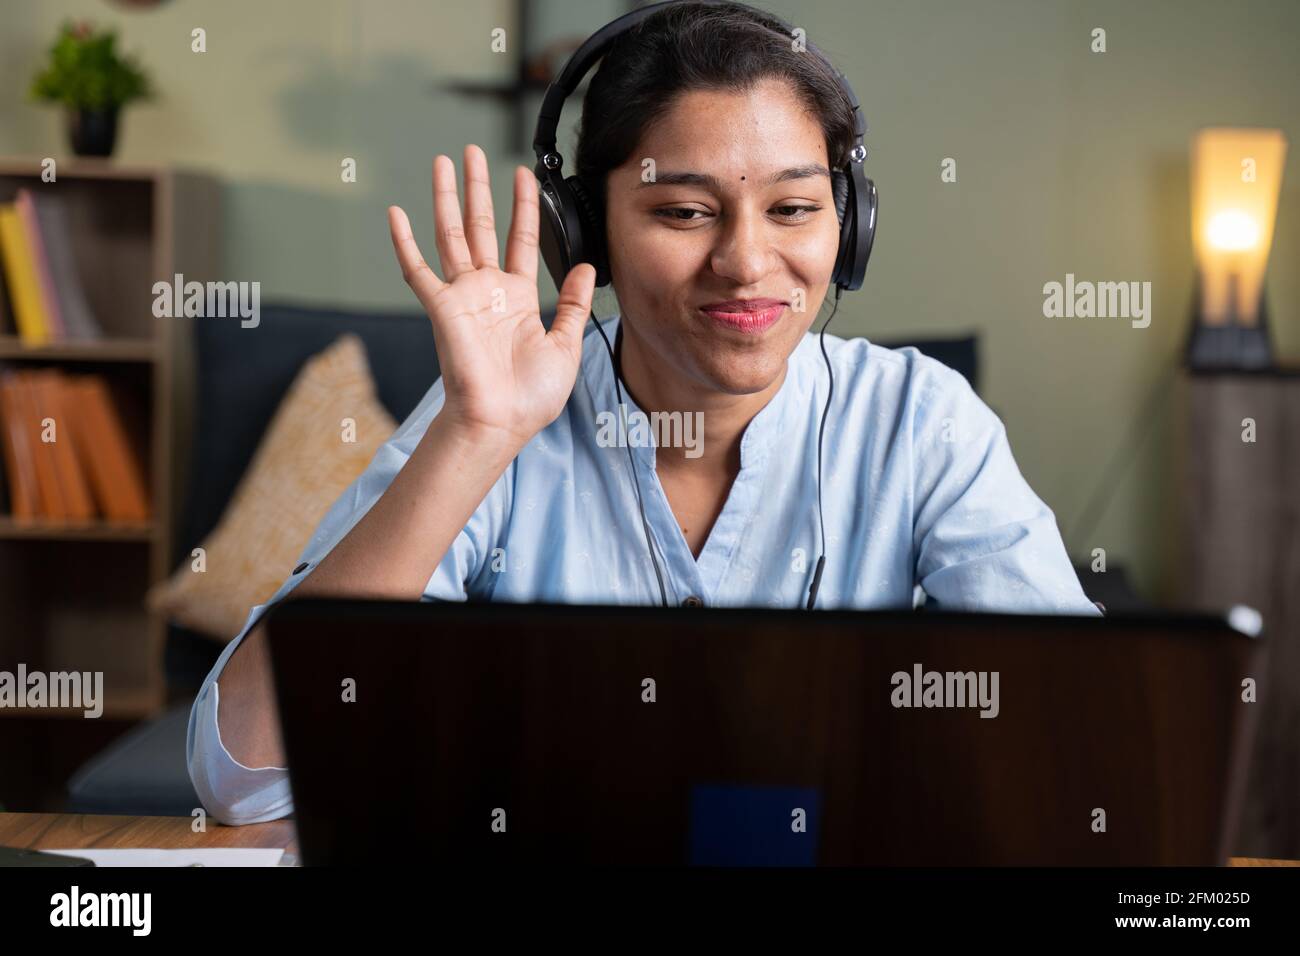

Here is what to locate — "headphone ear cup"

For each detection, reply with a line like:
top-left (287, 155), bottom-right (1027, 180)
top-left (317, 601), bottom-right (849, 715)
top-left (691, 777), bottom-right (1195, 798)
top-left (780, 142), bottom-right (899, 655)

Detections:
top-left (567, 176), bottom-right (611, 287)
top-left (831, 170), bottom-right (850, 227)
top-left (830, 168), bottom-right (855, 289)
top-left (830, 162), bottom-right (876, 292)
top-left (536, 173), bottom-right (578, 291)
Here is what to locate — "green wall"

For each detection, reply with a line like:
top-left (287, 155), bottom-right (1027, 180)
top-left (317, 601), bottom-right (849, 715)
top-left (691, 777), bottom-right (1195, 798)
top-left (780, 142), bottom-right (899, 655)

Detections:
top-left (2, 0), bottom-right (1297, 604)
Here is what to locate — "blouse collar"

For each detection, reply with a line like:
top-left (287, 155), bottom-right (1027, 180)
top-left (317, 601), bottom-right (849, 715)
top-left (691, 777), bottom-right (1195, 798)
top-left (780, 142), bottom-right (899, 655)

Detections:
top-left (579, 315), bottom-right (805, 471)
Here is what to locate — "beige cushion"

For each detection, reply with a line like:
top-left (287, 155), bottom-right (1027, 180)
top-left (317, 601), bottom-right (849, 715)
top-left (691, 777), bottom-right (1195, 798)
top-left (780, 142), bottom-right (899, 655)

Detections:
top-left (148, 334), bottom-right (396, 642)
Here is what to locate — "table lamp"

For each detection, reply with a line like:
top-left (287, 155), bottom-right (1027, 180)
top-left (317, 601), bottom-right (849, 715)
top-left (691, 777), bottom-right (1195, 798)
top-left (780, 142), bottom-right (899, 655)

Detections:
top-left (1186, 126), bottom-right (1288, 369)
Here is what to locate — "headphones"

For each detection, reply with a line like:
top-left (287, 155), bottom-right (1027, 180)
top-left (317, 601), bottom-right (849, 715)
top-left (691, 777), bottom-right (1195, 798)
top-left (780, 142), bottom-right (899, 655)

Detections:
top-left (531, 0), bottom-right (878, 609)
top-left (532, 0), bottom-right (877, 293)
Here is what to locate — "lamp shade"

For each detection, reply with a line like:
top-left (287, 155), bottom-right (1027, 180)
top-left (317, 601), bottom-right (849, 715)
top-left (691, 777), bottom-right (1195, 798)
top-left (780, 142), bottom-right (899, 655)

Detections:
top-left (1191, 127), bottom-right (1288, 326)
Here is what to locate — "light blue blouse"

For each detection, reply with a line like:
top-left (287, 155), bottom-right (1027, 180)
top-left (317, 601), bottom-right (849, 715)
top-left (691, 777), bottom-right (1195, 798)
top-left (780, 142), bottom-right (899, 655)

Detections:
top-left (187, 316), bottom-right (1100, 824)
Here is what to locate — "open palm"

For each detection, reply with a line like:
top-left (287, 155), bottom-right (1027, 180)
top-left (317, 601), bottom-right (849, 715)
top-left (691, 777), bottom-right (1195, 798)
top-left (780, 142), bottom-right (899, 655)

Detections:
top-left (387, 145), bottom-right (596, 448)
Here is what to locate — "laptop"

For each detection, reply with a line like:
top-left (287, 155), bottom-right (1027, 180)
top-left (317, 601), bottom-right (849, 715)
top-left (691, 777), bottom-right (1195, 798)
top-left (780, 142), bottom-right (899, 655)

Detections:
top-left (265, 599), bottom-right (1262, 865)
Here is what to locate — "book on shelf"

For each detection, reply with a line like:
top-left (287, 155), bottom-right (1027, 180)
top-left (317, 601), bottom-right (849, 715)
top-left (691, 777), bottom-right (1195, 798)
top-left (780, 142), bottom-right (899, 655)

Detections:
top-left (0, 222), bottom-right (14, 342)
top-left (0, 411), bottom-right (8, 517)
top-left (67, 373), bottom-right (151, 522)
top-left (0, 203), bottom-right (51, 345)
top-left (31, 368), bottom-right (95, 520)
top-left (0, 189), bottom-right (104, 345)
top-left (0, 367), bottom-right (150, 525)
top-left (18, 370), bottom-right (67, 519)
top-left (0, 370), bottom-right (38, 518)
top-left (25, 190), bottom-right (103, 342)
top-left (15, 190), bottom-right (65, 339)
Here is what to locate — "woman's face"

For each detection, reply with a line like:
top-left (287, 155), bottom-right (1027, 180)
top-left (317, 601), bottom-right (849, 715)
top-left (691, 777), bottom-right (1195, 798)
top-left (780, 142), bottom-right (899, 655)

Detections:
top-left (605, 77), bottom-right (841, 400)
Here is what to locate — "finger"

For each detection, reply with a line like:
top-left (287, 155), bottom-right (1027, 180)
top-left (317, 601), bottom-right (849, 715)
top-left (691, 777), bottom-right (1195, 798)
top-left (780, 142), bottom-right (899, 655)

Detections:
top-left (505, 165), bottom-right (539, 281)
top-left (432, 154), bottom-right (474, 281)
top-left (387, 205), bottom-right (445, 311)
top-left (461, 144), bottom-right (499, 270)
top-left (547, 263), bottom-right (596, 356)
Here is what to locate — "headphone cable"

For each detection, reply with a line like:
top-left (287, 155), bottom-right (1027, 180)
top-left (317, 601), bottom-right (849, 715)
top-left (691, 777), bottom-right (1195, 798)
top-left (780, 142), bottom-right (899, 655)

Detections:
top-left (589, 313), bottom-right (671, 607)
top-left (806, 286), bottom-right (841, 609)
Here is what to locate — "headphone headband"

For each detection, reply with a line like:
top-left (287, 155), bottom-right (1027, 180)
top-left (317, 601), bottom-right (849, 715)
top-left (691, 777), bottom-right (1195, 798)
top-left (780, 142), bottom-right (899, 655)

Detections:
top-left (533, 0), bottom-right (866, 160)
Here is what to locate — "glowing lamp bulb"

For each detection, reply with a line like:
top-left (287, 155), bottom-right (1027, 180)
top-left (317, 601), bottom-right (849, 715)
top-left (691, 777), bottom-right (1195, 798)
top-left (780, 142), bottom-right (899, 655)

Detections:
top-left (1206, 210), bottom-right (1260, 252)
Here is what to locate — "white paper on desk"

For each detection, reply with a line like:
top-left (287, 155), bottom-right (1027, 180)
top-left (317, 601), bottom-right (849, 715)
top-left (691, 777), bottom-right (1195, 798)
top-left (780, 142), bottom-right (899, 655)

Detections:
top-left (43, 848), bottom-right (285, 867)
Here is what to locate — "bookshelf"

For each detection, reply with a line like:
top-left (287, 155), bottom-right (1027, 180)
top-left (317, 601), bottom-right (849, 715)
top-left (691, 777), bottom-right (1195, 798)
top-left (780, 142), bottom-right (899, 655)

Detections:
top-left (0, 158), bottom-right (218, 792)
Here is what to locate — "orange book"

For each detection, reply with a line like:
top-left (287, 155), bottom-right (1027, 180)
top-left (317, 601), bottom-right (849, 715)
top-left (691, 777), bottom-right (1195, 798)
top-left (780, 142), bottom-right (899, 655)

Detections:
top-left (32, 369), bottom-right (95, 520)
top-left (18, 370), bottom-right (68, 521)
top-left (0, 372), bottom-right (39, 519)
top-left (64, 374), bottom-right (150, 523)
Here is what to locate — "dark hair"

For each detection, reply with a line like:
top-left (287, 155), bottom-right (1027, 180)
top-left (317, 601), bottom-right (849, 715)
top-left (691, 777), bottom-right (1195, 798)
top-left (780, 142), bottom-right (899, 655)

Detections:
top-left (574, 1), bottom-right (858, 196)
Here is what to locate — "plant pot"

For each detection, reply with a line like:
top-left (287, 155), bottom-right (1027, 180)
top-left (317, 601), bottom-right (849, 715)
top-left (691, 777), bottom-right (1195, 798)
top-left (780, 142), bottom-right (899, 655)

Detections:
top-left (66, 107), bottom-right (119, 157)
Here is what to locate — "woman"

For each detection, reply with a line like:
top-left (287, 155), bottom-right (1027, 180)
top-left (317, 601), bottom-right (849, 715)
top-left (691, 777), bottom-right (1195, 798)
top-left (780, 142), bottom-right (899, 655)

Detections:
top-left (189, 1), bottom-right (1099, 825)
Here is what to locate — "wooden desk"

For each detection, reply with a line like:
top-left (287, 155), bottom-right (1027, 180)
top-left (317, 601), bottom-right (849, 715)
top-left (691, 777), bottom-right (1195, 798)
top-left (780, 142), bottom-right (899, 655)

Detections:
top-left (0, 812), bottom-right (298, 863)
top-left (1, 812), bottom-right (1297, 866)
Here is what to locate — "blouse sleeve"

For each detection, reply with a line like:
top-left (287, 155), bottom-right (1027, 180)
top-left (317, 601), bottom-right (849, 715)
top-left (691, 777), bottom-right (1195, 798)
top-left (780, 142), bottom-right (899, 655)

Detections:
top-left (907, 355), bottom-right (1101, 616)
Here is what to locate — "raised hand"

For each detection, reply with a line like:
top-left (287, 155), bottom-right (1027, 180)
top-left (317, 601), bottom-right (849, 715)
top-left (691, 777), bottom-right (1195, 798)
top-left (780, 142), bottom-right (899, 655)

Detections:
top-left (388, 144), bottom-right (596, 450)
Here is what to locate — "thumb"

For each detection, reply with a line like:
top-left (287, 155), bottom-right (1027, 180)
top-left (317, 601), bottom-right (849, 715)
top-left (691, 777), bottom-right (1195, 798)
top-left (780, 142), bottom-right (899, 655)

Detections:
top-left (548, 262), bottom-right (597, 356)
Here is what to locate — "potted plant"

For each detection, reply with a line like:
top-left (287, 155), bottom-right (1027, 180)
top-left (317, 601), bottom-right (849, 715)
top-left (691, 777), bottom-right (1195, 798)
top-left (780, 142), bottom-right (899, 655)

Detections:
top-left (29, 22), bottom-right (152, 158)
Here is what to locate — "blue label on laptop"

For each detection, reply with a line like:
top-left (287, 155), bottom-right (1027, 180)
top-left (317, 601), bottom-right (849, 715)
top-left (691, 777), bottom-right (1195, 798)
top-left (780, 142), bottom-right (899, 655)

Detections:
top-left (687, 784), bottom-right (822, 866)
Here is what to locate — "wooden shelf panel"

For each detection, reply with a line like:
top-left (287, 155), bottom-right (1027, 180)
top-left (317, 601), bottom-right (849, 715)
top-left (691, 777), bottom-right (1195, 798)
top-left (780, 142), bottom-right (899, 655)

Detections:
top-left (0, 158), bottom-right (168, 182)
top-left (0, 518), bottom-right (154, 541)
top-left (0, 336), bottom-right (157, 362)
